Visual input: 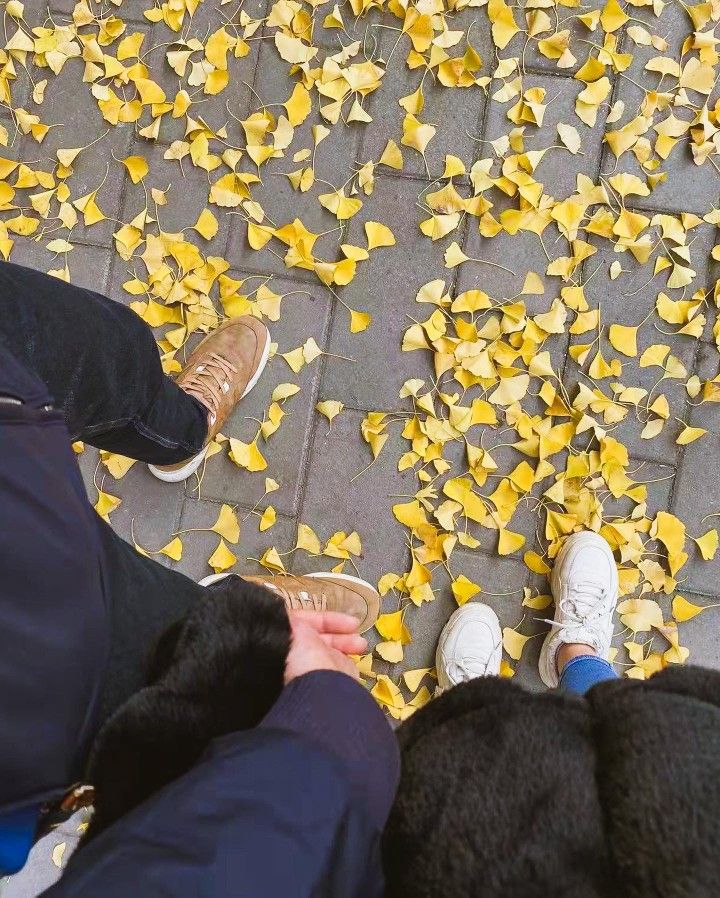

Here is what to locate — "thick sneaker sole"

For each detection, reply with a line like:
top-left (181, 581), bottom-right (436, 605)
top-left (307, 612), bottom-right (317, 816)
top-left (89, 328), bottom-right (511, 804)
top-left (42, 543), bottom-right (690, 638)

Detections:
top-left (149, 327), bottom-right (271, 484)
top-left (538, 532), bottom-right (619, 689)
top-left (199, 572), bottom-right (234, 587)
top-left (199, 571), bottom-right (379, 633)
top-left (305, 572), bottom-right (380, 633)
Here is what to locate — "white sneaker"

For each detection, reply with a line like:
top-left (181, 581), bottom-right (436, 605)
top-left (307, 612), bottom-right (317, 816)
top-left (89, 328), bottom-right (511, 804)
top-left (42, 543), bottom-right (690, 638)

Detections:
top-left (436, 603), bottom-right (502, 691)
top-left (538, 531), bottom-right (619, 688)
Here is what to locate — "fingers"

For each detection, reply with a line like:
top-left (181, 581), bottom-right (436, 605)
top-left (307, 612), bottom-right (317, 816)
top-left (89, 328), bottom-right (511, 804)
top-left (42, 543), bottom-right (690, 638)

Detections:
top-left (319, 633), bottom-right (368, 654)
top-left (331, 648), bottom-right (361, 680)
top-left (288, 609), bottom-right (361, 634)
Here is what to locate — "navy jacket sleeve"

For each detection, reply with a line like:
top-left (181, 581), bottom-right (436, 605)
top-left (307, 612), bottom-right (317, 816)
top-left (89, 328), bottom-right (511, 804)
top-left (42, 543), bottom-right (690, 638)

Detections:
top-left (42, 673), bottom-right (399, 898)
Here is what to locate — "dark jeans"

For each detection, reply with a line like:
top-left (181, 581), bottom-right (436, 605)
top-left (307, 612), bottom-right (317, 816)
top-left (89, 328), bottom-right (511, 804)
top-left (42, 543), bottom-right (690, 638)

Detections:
top-left (0, 261), bottom-right (208, 463)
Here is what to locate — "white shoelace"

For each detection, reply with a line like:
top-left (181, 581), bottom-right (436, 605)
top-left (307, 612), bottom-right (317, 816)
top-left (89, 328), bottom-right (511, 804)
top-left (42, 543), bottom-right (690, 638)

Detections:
top-left (542, 581), bottom-right (610, 632)
top-left (447, 649), bottom-right (499, 683)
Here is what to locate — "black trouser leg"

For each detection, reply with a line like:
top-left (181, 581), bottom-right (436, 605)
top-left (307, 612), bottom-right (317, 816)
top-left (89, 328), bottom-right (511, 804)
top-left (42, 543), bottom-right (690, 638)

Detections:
top-left (0, 261), bottom-right (208, 464)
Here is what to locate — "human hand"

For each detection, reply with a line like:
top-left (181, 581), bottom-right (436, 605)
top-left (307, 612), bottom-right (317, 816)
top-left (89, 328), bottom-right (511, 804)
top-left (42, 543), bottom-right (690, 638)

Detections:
top-left (285, 611), bottom-right (368, 684)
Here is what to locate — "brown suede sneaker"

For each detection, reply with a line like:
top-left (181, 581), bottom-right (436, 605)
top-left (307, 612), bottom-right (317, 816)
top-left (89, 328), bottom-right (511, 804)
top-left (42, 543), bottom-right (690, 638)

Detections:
top-left (149, 316), bottom-right (270, 482)
top-left (200, 571), bottom-right (380, 633)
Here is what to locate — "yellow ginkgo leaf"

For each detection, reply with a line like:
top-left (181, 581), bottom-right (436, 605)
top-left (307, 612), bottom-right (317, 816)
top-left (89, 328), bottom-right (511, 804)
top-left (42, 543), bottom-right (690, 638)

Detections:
top-left (284, 83), bottom-right (312, 126)
top-left (403, 668), bottom-right (432, 691)
top-left (211, 503), bottom-right (240, 543)
top-left (272, 383), bottom-right (300, 402)
top-left (208, 537), bottom-right (237, 574)
top-left (498, 529), bottom-right (525, 555)
top-left (694, 529), bottom-right (719, 561)
top-left (159, 536), bottom-right (183, 561)
top-left (379, 139), bottom-right (403, 170)
top-left (617, 598), bottom-right (664, 633)
top-left (375, 610), bottom-right (411, 643)
top-left (316, 400), bottom-right (344, 423)
top-left (349, 309), bottom-right (371, 333)
top-left (194, 208), bottom-right (219, 240)
top-left (94, 489), bottom-right (121, 521)
top-left (499, 659), bottom-right (515, 678)
top-left (451, 575), bottom-right (481, 606)
top-left (376, 640), bottom-right (404, 662)
top-left (401, 113), bottom-right (436, 155)
top-left (521, 271), bottom-right (544, 295)
top-left (557, 122), bottom-right (581, 154)
top-left (672, 594), bottom-right (709, 622)
top-left (522, 592), bottom-right (553, 610)
top-left (444, 241), bottom-right (469, 268)
top-left (229, 438), bottom-right (267, 472)
top-left (502, 626), bottom-right (530, 661)
top-left (676, 424), bottom-right (707, 445)
top-left (259, 506), bottom-right (276, 532)
top-left (523, 551), bottom-right (551, 574)
top-left (296, 523), bottom-right (321, 554)
top-left (608, 323), bottom-right (638, 357)
top-left (121, 155), bottom-right (149, 183)
top-left (365, 221), bottom-right (396, 249)
top-left (100, 452), bottom-right (135, 479)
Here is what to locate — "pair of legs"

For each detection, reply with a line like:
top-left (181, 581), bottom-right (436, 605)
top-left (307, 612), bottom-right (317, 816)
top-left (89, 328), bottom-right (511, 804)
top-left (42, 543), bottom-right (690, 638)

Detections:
top-left (436, 532), bottom-right (619, 696)
top-left (0, 262), bottom-right (378, 728)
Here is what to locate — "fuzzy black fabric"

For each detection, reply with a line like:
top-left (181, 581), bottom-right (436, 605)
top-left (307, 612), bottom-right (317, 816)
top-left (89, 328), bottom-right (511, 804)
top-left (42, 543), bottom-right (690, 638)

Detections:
top-left (84, 577), bottom-right (291, 840)
top-left (383, 666), bottom-right (720, 898)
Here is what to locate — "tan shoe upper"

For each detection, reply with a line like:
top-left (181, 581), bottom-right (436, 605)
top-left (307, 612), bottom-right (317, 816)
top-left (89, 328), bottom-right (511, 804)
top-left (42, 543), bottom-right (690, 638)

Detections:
top-left (177, 316), bottom-right (269, 442)
top-left (246, 574), bottom-right (380, 634)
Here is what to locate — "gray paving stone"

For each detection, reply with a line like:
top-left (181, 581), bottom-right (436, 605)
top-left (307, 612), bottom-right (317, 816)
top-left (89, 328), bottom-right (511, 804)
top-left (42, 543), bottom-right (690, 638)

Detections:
top-left (0, 112), bottom-right (26, 157)
top-left (671, 593), bottom-right (720, 671)
top-left (186, 274), bottom-right (332, 515)
top-left (482, 71), bottom-right (608, 200)
top-left (117, 137), bottom-right (234, 253)
top-left (561, 221), bottom-right (716, 464)
top-left (360, 19), bottom-right (489, 182)
top-left (50, 0), bottom-right (150, 21)
top-left (457, 219), bottom-right (568, 315)
top-left (295, 407), bottom-right (414, 592)
top-left (439, 434), bottom-right (568, 557)
top-left (320, 173), bottom-right (456, 411)
top-left (670, 346), bottom-right (720, 594)
top-left (175, 495), bottom-right (298, 581)
top-left (604, 2), bottom-right (720, 215)
top-left (18, 53), bottom-right (138, 247)
top-left (150, 0), bottom-right (268, 146)
top-left (8, 239), bottom-right (112, 293)
top-left (508, 14), bottom-right (590, 76)
top-left (224, 39), bottom-right (365, 279)
top-left (83, 446), bottom-right (186, 565)
top-left (685, 342), bottom-right (720, 433)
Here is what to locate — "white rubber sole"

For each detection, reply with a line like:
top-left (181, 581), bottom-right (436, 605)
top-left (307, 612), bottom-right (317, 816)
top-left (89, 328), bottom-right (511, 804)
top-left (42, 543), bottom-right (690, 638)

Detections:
top-left (199, 571), bottom-right (377, 590)
top-left (199, 572), bottom-right (234, 587)
top-left (305, 571), bottom-right (376, 591)
top-left (149, 328), bottom-right (271, 484)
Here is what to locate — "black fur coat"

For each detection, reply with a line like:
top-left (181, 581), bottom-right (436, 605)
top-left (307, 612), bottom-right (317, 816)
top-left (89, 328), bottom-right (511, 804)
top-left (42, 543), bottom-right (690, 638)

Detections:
top-left (383, 666), bottom-right (720, 898)
top-left (85, 578), bottom-right (291, 838)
